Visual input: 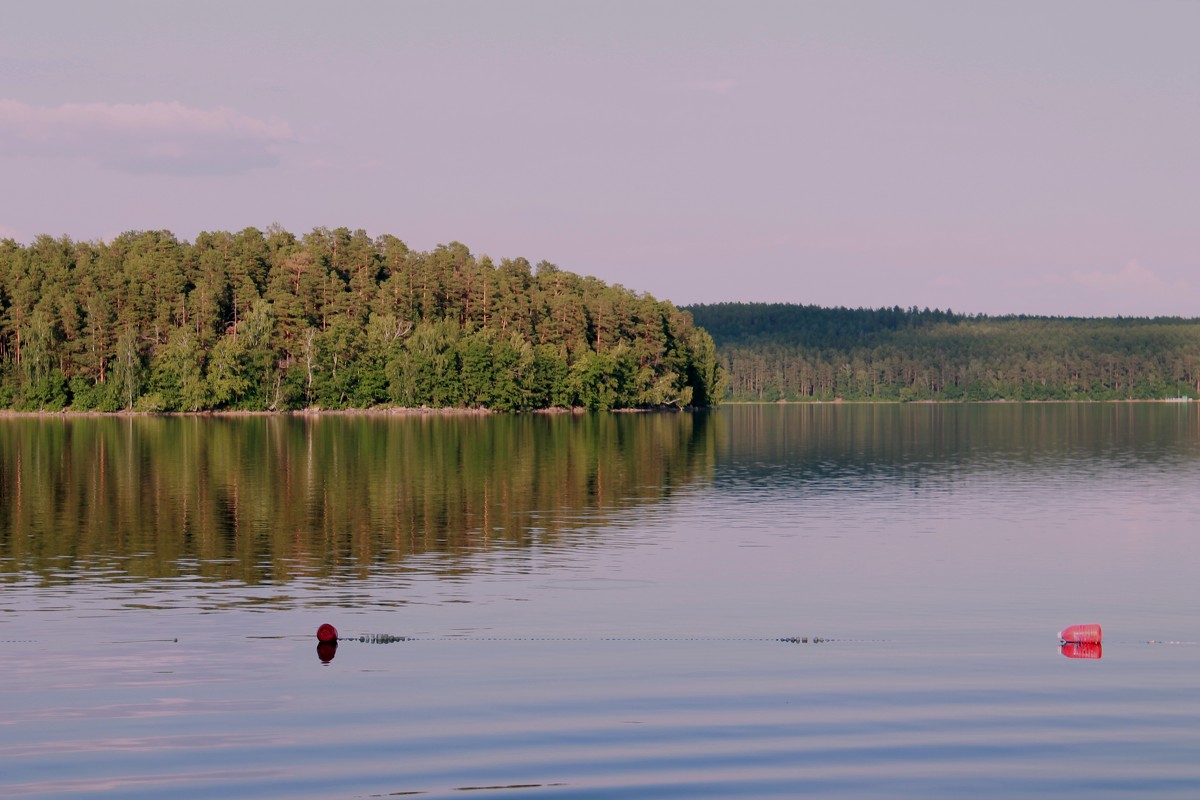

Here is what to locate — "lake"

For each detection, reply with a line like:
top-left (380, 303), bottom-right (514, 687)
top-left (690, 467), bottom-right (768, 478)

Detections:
top-left (3, 403), bottom-right (1200, 798)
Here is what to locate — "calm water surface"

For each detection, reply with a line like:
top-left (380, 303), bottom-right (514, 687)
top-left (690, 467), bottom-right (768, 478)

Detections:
top-left (2, 404), bottom-right (1199, 798)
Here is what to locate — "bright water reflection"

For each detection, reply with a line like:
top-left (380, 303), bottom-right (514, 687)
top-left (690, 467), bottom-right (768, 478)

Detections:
top-left (2, 404), bottom-right (1200, 798)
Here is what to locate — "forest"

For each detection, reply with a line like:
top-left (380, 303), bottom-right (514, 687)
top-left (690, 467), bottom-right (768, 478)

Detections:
top-left (685, 302), bottom-right (1200, 402)
top-left (0, 228), bottom-right (726, 412)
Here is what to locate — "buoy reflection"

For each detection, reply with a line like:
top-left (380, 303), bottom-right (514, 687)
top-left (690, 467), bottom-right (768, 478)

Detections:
top-left (1060, 641), bottom-right (1102, 660)
top-left (317, 641), bottom-right (338, 663)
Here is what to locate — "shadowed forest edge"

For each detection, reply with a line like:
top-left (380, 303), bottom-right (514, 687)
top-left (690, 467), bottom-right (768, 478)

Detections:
top-left (686, 302), bottom-right (1200, 402)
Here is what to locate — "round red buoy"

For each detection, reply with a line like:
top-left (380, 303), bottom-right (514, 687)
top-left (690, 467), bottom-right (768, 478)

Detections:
top-left (1060, 641), bottom-right (1103, 660)
top-left (317, 623), bottom-right (339, 643)
top-left (1058, 623), bottom-right (1102, 644)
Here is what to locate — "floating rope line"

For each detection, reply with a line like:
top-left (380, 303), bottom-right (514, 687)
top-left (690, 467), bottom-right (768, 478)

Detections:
top-left (331, 632), bottom-right (873, 644)
top-left (321, 625), bottom-right (1200, 649)
top-left (351, 634), bottom-right (413, 643)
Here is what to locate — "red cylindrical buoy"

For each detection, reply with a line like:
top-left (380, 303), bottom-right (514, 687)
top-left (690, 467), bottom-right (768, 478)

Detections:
top-left (1061, 641), bottom-right (1103, 660)
top-left (1058, 624), bottom-right (1102, 644)
top-left (317, 623), bottom-right (339, 643)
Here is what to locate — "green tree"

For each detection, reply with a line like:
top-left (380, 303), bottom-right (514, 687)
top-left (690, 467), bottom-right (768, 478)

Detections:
top-left (111, 326), bottom-right (144, 410)
top-left (146, 326), bottom-right (210, 411)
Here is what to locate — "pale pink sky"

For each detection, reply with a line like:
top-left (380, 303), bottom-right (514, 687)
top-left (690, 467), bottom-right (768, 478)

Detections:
top-left (1, 1), bottom-right (1196, 317)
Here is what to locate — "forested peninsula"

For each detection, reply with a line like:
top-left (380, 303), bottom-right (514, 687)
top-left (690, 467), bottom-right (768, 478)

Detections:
top-left (685, 302), bottom-right (1200, 402)
top-left (0, 228), bottom-right (726, 412)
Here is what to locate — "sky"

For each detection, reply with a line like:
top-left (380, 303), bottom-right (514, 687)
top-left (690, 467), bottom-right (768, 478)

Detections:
top-left (1, 0), bottom-right (1197, 317)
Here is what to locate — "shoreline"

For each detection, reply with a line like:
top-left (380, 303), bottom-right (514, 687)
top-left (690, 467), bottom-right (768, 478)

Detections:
top-left (723, 398), bottom-right (1196, 405)
top-left (0, 406), bottom-right (506, 419)
top-left (0, 398), bottom-right (1194, 418)
top-left (0, 405), bottom-right (692, 418)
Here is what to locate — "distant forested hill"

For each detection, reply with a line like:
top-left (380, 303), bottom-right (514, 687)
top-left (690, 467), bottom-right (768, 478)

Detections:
top-left (684, 302), bottom-right (1200, 401)
top-left (0, 228), bottom-right (726, 411)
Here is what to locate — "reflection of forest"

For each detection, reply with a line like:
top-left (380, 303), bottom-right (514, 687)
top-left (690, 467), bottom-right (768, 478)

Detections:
top-left (718, 402), bottom-right (1200, 486)
top-left (0, 412), bottom-right (719, 582)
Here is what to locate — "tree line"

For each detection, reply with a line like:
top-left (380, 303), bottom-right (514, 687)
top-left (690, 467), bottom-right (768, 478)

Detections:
top-left (685, 302), bottom-right (1200, 401)
top-left (0, 228), bottom-right (726, 412)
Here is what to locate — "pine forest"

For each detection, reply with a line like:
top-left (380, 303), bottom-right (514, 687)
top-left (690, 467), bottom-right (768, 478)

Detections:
top-left (0, 228), bottom-right (727, 412)
top-left (687, 302), bottom-right (1200, 402)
